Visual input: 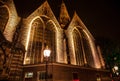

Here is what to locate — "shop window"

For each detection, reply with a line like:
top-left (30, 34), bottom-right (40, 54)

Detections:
top-left (25, 72), bottom-right (33, 78)
top-left (38, 71), bottom-right (52, 81)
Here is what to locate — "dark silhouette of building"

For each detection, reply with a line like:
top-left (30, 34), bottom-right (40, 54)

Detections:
top-left (0, 0), bottom-right (111, 81)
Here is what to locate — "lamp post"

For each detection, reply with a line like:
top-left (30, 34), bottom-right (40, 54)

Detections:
top-left (44, 46), bottom-right (51, 81)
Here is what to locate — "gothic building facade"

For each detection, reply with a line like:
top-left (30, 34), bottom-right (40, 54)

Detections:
top-left (0, 0), bottom-right (111, 81)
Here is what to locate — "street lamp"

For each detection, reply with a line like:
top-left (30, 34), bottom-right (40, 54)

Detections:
top-left (114, 65), bottom-right (118, 71)
top-left (44, 46), bottom-right (51, 81)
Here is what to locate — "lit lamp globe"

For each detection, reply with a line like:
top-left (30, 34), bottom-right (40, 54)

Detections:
top-left (44, 47), bottom-right (51, 58)
top-left (114, 65), bottom-right (118, 71)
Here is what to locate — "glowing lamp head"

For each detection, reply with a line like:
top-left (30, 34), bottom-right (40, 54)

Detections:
top-left (114, 65), bottom-right (118, 70)
top-left (44, 47), bottom-right (51, 57)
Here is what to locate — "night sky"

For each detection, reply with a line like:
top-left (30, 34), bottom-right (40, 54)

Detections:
top-left (14, 0), bottom-right (120, 43)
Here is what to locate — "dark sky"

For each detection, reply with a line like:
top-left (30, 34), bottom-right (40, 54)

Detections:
top-left (14, 0), bottom-right (120, 43)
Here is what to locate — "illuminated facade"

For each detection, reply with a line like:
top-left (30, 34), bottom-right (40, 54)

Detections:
top-left (21, 1), bottom-right (103, 68)
top-left (0, 0), bottom-right (111, 81)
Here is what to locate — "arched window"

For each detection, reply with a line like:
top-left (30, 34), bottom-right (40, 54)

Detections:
top-left (80, 29), bottom-right (94, 67)
top-left (73, 29), bottom-right (84, 66)
top-left (26, 17), bottom-right (56, 64)
top-left (26, 18), bottom-right (43, 64)
top-left (45, 20), bottom-right (56, 62)
top-left (73, 27), bottom-right (94, 67)
top-left (0, 6), bottom-right (9, 33)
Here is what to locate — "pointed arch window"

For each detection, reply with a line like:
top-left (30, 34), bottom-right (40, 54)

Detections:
top-left (26, 18), bottom-right (43, 64)
top-left (80, 30), bottom-right (94, 67)
top-left (73, 28), bottom-right (94, 67)
top-left (45, 21), bottom-right (56, 62)
top-left (25, 17), bottom-right (56, 64)
top-left (73, 29), bottom-right (84, 66)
